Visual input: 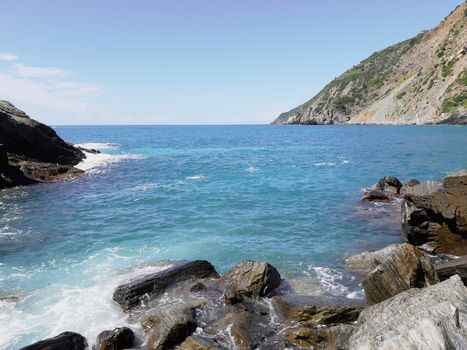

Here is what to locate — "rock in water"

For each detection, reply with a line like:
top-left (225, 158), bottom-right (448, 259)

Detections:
top-left (222, 260), bottom-right (281, 304)
top-left (349, 275), bottom-right (467, 349)
top-left (343, 244), bottom-right (402, 273)
top-left (361, 189), bottom-right (390, 202)
top-left (402, 172), bottom-right (467, 255)
top-left (272, 294), bottom-right (363, 326)
top-left (435, 255), bottom-right (467, 285)
top-left (113, 260), bottom-right (219, 311)
top-left (362, 244), bottom-right (438, 304)
top-left (96, 327), bottom-right (134, 350)
top-left (19, 332), bottom-right (87, 350)
top-left (371, 176), bottom-right (403, 195)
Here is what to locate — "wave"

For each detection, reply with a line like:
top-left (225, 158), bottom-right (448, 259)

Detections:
top-left (314, 162), bottom-right (336, 167)
top-left (186, 175), bottom-right (207, 181)
top-left (76, 152), bottom-right (144, 173)
top-left (245, 166), bottom-right (259, 173)
top-left (75, 142), bottom-right (119, 151)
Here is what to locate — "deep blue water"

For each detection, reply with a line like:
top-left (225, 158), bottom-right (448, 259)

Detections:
top-left (0, 125), bottom-right (466, 348)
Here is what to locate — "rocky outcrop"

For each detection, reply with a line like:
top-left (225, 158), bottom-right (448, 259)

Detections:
top-left (349, 275), bottom-right (467, 349)
top-left (0, 100), bottom-right (85, 189)
top-left (343, 243), bottom-right (402, 273)
top-left (272, 294), bottom-right (363, 326)
top-left (361, 189), bottom-right (389, 202)
top-left (402, 172), bottom-right (467, 255)
top-left (371, 176), bottom-right (403, 195)
top-left (362, 244), bottom-right (438, 304)
top-left (284, 324), bottom-right (356, 350)
top-left (19, 332), bottom-right (87, 350)
top-left (435, 255), bottom-right (467, 285)
top-left (96, 327), bottom-right (135, 350)
top-left (113, 260), bottom-right (219, 311)
top-left (272, 3), bottom-right (467, 125)
top-left (222, 260), bottom-right (281, 304)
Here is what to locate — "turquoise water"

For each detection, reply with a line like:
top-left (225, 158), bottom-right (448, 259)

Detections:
top-left (0, 125), bottom-right (466, 349)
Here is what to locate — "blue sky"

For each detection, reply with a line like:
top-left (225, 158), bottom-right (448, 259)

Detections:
top-left (0, 0), bottom-right (463, 125)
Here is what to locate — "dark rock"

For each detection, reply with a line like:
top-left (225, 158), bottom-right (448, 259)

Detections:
top-left (113, 260), bottom-right (219, 311)
top-left (284, 324), bottom-right (355, 350)
top-left (222, 260), bottom-right (281, 304)
top-left (402, 172), bottom-right (467, 255)
top-left (361, 189), bottom-right (389, 202)
top-left (0, 295), bottom-right (19, 302)
top-left (349, 275), bottom-right (467, 349)
top-left (435, 255), bottom-right (467, 285)
top-left (178, 335), bottom-right (227, 350)
top-left (404, 179), bottom-right (421, 187)
top-left (190, 282), bottom-right (207, 292)
top-left (143, 303), bottom-right (198, 350)
top-left (362, 244), bottom-right (438, 304)
top-left (96, 327), bottom-right (134, 350)
top-left (343, 244), bottom-right (402, 273)
top-left (19, 332), bottom-right (87, 350)
top-left (78, 146), bottom-right (101, 154)
top-left (271, 294), bottom-right (363, 326)
top-left (371, 176), bottom-right (403, 195)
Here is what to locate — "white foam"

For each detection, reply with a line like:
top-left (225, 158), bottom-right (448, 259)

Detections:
top-left (314, 162), bottom-right (336, 167)
top-left (75, 143), bottom-right (119, 151)
top-left (76, 152), bottom-right (144, 173)
top-left (186, 175), bottom-right (207, 181)
top-left (245, 166), bottom-right (259, 173)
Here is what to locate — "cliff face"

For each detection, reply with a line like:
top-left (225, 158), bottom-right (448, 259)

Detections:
top-left (273, 3), bottom-right (467, 125)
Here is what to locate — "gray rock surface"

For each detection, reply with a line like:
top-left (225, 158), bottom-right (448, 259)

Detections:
top-left (222, 260), bottom-right (281, 304)
top-left (402, 172), bottom-right (467, 255)
top-left (435, 255), bottom-right (467, 285)
top-left (362, 244), bottom-right (438, 304)
top-left (19, 332), bottom-right (88, 350)
top-left (349, 275), bottom-right (467, 349)
top-left (343, 244), bottom-right (402, 273)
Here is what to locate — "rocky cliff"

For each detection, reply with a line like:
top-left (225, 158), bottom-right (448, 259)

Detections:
top-left (0, 100), bottom-right (85, 189)
top-left (273, 3), bottom-right (467, 125)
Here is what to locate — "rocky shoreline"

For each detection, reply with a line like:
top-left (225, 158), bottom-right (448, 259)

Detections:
top-left (17, 171), bottom-right (467, 349)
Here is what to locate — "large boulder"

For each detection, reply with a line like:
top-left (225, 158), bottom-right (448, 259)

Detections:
top-left (343, 244), bottom-right (402, 273)
top-left (371, 176), bottom-right (403, 195)
top-left (402, 172), bottom-right (467, 255)
top-left (349, 275), bottom-right (467, 349)
top-left (113, 260), bottom-right (219, 311)
top-left (96, 327), bottom-right (135, 350)
top-left (435, 255), bottom-right (467, 285)
top-left (19, 332), bottom-right (87, 350)
top-left (362, 244), bottom-right (438, 304)
top-left (272, 294), bottom-right (363, 326)
top-left (222, 260), bottom-right (281, 304)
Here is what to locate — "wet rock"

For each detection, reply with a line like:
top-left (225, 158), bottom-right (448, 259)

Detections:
top-left (362, 243), bottom-right (438, 304)
top-left (272, 294), bottom-right (363, 326)
top-left (178, 335), bottom-right (227, 350)
top-left (0, 295), bottom-right (19, 302)
top-left (284, 324), bottom-right (355, 350)
top-left (78, 146), bottom-right (101, 154)
top-left (283, 327), bottom-right (324, 349)
top-left (402, 172), bottom-right (467, 255)
top-left (96, 327), bottom-right (134, 350)
top-left (349, 275), bottom-right (467, 349)
top-left (404, 178), bottom-right (420, 187)
top-left (371, 176), bottom-right (403, 195)
top-left (19, 332), bottom-right (88, 350)
top-left (113, 260), bottom-right (219, 311)
top-left (143, 303), bottom-right (198, 350)
top-left (435, 255), bottom-right (467, 285)
top-left (222, 260), bottom-right (281, 304)
top-left (343, 243), bottom-right (402, 272)
top-left (361, 189), bottom-right (390, 202)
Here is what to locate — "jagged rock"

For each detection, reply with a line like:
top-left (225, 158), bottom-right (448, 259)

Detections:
top-left (343, 244), bottom-right (402, 272)
top-left (96, 327), bottom-right (134, 350)
top-left (113, 260), bottom-right (219, 311)
top-left (362, 244), bottom-right (438, 304)
top-left (361, 190), bottom-right (389, 202)
top-left (284, 324), bottom-right (356, 350)
top-left (349, 275), bottom-right (467, 349)
top-left (371, 176), bottom-right (403, 195)
top-left (19, 332), bottom-right (88, 350)
top-left (435, 255), bottom-right (467, 285)
top-left (143, 303), bottom-right (198, 350)
top-left (272, 294), bottom-right (363, 326)
top-left (402, 172), bottom-right (467, 255)
top-left (178, 335), bottom-right (227, 350)
top-left (222, 260), bottom-right (281, 304)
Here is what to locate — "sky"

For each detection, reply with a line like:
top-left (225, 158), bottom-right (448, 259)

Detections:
top-left (0, 0), bottom-right (463, 125)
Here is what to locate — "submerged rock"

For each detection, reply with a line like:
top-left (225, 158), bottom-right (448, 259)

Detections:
top-left (96, 327), bottom-right (134, 350)
top-left (435, 255), bottom-right (467, 285)
top-left (362, 244), bottom-right (438, 304)
top-left (349, 275), bottom-right (467, 349)
top-left (19, 332), bottom-right (88, 350)
top-left (371, 176), bottom-right (403, 195)
top-left (402, 172), bottom-right (467, 255)
top-left (113, 260), bottom-right (219, 311)
top-left (272, 294), bottom-right (363, 326)
top-left (222, 260), bottom-right (281, 304)
top-left (343, 243), bottom-right (402, 272)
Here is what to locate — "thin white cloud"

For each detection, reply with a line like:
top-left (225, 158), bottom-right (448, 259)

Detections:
top-left (14, 63), bottom-right (71, 78)
top-left (0, 53), bottom-right (18, 61)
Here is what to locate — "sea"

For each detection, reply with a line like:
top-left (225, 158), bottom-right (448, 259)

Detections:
top-left (0, 125), bottom-right (466, 349)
